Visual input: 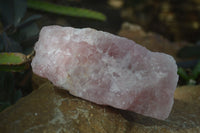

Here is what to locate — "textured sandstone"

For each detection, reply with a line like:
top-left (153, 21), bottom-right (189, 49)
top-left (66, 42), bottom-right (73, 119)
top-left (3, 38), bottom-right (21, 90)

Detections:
top-left (0, 81), bottom-right (199, 133)
top-left (31, 26), bottom-right (178, 120)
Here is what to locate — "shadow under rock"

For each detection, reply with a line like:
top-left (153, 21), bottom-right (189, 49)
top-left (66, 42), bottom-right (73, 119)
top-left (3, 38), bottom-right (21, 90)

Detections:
top-left (119, 99), bottom-right (200, 129)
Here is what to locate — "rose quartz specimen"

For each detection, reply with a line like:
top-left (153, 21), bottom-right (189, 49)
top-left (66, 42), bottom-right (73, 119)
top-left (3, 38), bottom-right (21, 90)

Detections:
top-left (31, 26), bottom-right (178, 120)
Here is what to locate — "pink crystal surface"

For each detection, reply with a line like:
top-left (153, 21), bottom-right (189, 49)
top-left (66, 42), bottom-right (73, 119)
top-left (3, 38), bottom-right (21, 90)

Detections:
top-left (31, 26), bottom-right (178, 120)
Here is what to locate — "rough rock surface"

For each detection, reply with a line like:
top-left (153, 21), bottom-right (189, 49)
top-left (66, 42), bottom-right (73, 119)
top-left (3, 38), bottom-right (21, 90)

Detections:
top-left (0, 81), bottom-right (199, 133)
top-left (174, 85), bottom-right (200, 103)
top-left (31, 26), bottom-right (178, 120)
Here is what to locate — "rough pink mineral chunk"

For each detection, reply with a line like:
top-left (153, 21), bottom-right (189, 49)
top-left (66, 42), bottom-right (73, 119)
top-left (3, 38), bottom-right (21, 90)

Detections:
top-left (31, 26), bottom-right (178, 120)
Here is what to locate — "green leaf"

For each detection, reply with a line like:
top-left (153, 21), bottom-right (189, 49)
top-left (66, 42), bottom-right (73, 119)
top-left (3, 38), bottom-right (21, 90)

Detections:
top-left (16, 23), bottom-right (39, 43)
top-left (0, 65), bottom-right (28, 72)
top-left (17, 14), bottom-right (42, 28)
top-left (0, 52), bottom-right (26, 64)
top-left (0, 0), bottom-right (27, 26)
top-left (27, 0), bottom-right (106, 21)
top-left (0, 52), bottom-right (29, 72)
top-left (0, 32), bottom-right (22, 52)
top-left (191, 61), bottom-right (200, 80)
top-left (177, 67), bottom-right (189, 81)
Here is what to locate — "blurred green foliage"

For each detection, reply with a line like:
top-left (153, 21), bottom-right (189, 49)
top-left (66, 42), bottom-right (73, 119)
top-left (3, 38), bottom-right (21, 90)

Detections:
top-left (178, 61), bottom-right (200, 85)
top-left (0, 0), bottom-right (106, 112)
top-left (0, 52), bottom-right (33, 72)
top-left (177, 44), bottom-right (200, 85)
top-left (27, 0), bottom-right (106, 21)
top-left (0, 0), bottom-right (38, 112)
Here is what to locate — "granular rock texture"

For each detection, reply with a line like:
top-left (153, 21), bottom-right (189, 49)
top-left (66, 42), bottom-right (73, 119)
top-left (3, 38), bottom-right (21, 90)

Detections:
top-left (0, 82), bottom-right (199, 133)
top-left (31, 26), bottom-right (178, 120)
